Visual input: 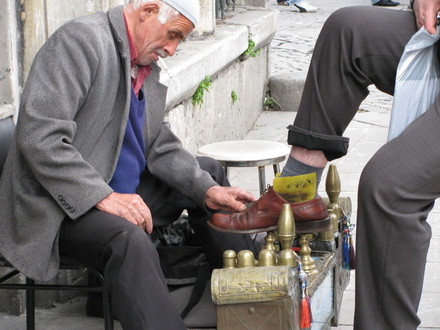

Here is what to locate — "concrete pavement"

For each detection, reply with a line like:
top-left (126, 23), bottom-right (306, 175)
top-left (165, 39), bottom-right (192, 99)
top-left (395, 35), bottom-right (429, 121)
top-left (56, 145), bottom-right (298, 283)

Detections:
top-left (2, 0), bottom-right (440, 329)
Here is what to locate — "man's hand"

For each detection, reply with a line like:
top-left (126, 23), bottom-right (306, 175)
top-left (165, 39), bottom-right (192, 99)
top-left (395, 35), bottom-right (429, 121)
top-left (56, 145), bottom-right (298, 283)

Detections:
top-left (205, 186), bottom-right (257, 212)
top-left (96, 192), bottom-right (153, 234)
top-left (413, 0), bottom-right (440, 34)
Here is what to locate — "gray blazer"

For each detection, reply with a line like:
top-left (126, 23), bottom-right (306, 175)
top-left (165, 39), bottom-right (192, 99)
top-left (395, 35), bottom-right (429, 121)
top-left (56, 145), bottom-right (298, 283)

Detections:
top-left (0, 6), bottom-right (216, 281)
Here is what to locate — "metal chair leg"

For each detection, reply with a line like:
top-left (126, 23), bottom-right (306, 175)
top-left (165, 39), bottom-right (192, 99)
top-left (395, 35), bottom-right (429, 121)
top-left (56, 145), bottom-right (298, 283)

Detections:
top-left (258, 165), bottom-right (266, 195)
top-left (103, 289), bottom-right (114, 330)
top-left (25, 277), bottom-right (35, 330)
top-left (87, 267), bottom-right (114, 330)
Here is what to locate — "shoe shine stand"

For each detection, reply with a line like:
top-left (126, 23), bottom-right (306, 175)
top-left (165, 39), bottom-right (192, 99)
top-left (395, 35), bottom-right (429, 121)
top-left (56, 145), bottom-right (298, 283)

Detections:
top-left (211, 165), bottom-right (352, 330)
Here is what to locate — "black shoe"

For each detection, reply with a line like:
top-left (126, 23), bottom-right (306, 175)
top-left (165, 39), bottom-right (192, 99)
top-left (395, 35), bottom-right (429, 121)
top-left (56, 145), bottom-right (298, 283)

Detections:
top-left (373, 0), bottom-right (400, 6)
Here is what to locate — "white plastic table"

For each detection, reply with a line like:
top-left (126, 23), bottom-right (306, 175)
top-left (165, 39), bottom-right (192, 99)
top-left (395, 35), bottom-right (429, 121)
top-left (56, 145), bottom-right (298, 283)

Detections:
top-left (195, 140), bottom-right (290, 195)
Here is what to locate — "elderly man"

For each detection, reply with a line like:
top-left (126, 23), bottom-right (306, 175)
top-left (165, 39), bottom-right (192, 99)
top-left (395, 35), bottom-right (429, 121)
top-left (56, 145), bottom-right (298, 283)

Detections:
top-left (0, 0), bottom-right (257, 328)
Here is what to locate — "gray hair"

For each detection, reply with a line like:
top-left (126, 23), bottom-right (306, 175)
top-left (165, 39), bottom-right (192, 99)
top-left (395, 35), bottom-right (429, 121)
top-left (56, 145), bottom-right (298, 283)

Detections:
top-left (126, 0), bottom-right (179, 24)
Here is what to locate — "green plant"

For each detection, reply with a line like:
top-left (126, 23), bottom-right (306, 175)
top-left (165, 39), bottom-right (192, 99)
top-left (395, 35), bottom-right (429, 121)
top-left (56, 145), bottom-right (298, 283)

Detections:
top-left (264, 97), bottom-right (275, 109)
top-left (231, 90), bottom-right (238, 104)
top-left (243, 39), bottom-right (261, 58)
top-left (192, 76), bottom-right (212, 106)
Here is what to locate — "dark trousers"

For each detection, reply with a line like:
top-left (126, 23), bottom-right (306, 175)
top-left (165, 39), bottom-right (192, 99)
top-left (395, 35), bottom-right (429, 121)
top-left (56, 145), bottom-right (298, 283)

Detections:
top-left (288, 7), bottom-right (438, 329)
top-left (59, 157), bottom-right (256, 329)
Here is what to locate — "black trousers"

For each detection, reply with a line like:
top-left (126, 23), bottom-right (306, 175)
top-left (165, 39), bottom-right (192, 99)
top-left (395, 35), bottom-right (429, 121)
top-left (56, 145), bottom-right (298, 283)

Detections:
top-left (59, 157), bottom-right (256, 329)
top-left (289, 6), bottom-right (438, 329)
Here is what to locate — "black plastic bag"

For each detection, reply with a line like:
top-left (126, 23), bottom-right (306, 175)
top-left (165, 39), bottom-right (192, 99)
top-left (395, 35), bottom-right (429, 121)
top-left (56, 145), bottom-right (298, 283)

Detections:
top-left (152, 217), bottom-right (213, 322)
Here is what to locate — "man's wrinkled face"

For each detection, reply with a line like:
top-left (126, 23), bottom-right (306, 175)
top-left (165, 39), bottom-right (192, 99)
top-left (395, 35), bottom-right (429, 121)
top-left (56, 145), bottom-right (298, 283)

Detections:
top-left (133, 7), bottom-right (194, 65)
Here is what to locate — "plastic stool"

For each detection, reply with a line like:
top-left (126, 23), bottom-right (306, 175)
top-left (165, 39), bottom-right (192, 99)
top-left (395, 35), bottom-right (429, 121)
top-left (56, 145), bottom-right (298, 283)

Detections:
top-left (195, 140), bottom-right (290, 195)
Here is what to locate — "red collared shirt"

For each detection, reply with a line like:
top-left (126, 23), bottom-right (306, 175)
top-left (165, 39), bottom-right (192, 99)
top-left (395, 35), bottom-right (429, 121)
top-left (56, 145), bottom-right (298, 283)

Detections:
top-left (123, 14), bottom-right (151, 96)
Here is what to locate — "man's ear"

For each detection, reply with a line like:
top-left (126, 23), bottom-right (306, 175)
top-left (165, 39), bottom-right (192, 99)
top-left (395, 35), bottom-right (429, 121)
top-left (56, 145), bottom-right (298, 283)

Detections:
top-left (139, 3), bottom-right (160, 21)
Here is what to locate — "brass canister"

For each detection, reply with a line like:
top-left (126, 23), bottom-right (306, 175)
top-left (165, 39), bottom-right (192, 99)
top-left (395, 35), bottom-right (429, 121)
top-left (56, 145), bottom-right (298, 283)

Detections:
top-left (211, 266), bottom-right (296, 305)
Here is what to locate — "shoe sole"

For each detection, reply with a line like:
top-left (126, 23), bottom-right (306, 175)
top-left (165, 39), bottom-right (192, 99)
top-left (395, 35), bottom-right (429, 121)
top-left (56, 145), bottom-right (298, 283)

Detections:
top-left (207, 221), bottom-right (278, 234)
top-left (296, 217), bottom-right (331, 233)
top-left (207, 216), bottom-right (331, 234)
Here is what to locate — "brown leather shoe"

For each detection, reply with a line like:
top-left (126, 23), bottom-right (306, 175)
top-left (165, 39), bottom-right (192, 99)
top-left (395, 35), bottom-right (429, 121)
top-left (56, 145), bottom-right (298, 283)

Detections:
top-left (208, 186), bottom-right (331, 234)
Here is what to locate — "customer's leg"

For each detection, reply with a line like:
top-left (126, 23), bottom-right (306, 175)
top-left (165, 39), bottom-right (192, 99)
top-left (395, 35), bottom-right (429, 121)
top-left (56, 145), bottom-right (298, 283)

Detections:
top-left (288, 7), bottom-right (416, 162)
top-left (354, 95), bottom-right (440, 329)
top-left (59, 210), bottom-right (186, 330)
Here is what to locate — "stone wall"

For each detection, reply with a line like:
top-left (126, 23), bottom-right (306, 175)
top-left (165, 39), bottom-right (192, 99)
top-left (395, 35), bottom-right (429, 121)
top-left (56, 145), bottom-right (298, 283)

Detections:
top-left (0, 0), bottom-right (19, 120)
top-left (166, 47), bottom-right (270, 153)
top-left (161, 5), bottom-right (278, 150)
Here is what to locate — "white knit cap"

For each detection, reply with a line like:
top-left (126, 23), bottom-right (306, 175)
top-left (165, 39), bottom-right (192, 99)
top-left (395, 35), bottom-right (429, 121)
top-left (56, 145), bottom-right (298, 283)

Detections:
top-left (162, 0), bottom-right (200, 26)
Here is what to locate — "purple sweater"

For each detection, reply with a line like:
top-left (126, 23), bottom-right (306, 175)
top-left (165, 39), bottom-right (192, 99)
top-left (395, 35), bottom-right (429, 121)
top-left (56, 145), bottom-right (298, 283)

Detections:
top-left (109, 88), bottom-right (146, 193)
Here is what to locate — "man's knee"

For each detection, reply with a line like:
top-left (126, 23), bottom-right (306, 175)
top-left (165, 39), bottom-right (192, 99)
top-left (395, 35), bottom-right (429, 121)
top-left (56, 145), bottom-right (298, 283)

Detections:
top-left (108, 224), bottom-right (158, 265)
top-left (359, 152), bottom-right (394, 201)
top-left (323, 7), bottom-right (356, 33)
top-left (196, 156), bottom-right (229, 186)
